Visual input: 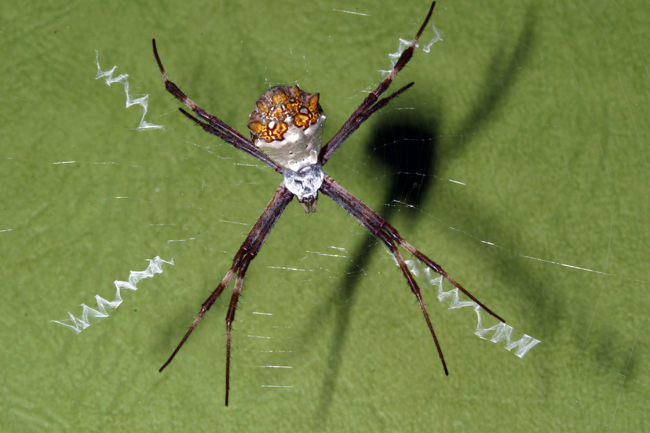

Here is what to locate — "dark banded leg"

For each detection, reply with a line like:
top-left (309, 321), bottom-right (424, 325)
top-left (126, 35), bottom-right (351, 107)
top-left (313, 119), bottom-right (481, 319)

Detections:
top-left (152, 39), bottom-right (281, 173)
top-left (159, 185), bottom-right (294, 406)
top-left (320, 1), bottom-right (436, 165)
top-left (320, 175), bottom-right (504, 374)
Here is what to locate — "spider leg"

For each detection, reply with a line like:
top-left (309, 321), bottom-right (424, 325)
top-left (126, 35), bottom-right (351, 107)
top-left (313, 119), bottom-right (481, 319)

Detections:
top-left (387, 228), bottom-right (504, 322)
top-left (320, 175), bottom-right (504, 374)
top-left (152, 39), bottom-right (281, 173)
top-left (320, 1), bottom-right (436, 165)
top-left (178, 108), bottom-right (281, 171)
top-left (159, 185), bottom-right (294, 406)
top-left (225, 258), bottom-right (249, 406)
top-left (375, 228), bottom-right (448, 375)
top-left (158, 258), bottom-right (239, 372)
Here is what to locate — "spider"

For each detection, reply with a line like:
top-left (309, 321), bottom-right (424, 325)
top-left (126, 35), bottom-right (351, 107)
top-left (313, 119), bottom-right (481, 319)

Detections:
top-left (153, 1), bottom-right (504, 406)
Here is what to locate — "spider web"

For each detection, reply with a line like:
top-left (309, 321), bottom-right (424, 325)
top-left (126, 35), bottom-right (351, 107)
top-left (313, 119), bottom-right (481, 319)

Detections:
top-left (1, 1), bottom-right (648, 432)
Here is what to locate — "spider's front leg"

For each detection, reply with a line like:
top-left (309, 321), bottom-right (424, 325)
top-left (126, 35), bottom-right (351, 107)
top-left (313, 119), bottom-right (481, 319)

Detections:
top-left (159, 185), bottom-right (294, 406)
top-left (320, 176), bottom-right (505, 375)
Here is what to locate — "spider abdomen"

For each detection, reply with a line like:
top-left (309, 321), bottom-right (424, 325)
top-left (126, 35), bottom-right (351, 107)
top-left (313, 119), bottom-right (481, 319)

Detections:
top-left (247, 85), bottom-right (326, 172)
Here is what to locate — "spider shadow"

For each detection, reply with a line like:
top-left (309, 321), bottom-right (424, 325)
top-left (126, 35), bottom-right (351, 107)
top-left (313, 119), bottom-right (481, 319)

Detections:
top-left (433, 6), bottom-right (562, 329)
top-left (302, 7), bottom-right (541, 425)
top-left (431, 5), bottom-right (566, 367)
top-left (301, 113), bottom-right (439, 424)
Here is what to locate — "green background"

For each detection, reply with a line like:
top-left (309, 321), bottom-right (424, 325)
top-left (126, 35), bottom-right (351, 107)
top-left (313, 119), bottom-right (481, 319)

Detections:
top-left (1, 0), bottom-right (648, 431)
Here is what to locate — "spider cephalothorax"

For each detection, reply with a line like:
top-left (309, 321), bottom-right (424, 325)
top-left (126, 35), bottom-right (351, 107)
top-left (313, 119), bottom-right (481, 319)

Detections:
top-left (248, 85), bottom-right (326, 212)
top-left (153, 1), bottom-right (505, 406)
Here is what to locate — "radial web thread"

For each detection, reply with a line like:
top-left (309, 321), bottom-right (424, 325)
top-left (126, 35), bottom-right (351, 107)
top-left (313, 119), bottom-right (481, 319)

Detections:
top-left (52, 256), bottom-right (173, 334)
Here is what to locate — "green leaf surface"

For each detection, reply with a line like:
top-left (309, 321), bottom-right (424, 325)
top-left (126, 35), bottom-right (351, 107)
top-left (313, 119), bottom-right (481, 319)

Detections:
top-left (1, 0), bottom-right (648, 431)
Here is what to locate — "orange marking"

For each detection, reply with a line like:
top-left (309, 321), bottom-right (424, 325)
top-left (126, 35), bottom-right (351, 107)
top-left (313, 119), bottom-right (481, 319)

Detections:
top-left (248, 86), bottom-right (323, 143)
top-left (269, 121), bottom-right (288, 141)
